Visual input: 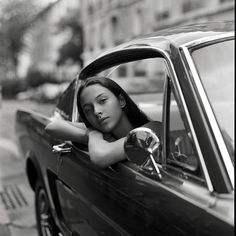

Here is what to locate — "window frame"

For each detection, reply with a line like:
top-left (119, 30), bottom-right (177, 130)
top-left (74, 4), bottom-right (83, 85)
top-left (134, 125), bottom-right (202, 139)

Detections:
top-left (164, 80), bottom-right (206, 186)
top-left (74, 46), bottom-right (213, 191)
top-left (179, 34), bottom-right (234, 192)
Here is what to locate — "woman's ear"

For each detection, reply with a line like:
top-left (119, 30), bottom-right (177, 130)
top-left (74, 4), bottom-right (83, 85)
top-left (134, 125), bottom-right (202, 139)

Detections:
top-left (118, 94), bottom-right (126, 108)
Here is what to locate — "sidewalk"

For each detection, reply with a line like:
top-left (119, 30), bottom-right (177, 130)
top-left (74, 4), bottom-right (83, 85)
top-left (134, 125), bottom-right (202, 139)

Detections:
top-left (0, 142), bottom-right (37, 236)
top-left (0, 199), bottom-right (11, 236)
top-left (0, 100), bottom-right (40, 235)
top-left (0, 148), bottom-right (13, 236)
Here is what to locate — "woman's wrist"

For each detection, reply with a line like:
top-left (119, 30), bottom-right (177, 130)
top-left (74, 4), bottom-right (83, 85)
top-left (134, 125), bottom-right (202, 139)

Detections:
top-left (88, 129), bottom-right (103, 138)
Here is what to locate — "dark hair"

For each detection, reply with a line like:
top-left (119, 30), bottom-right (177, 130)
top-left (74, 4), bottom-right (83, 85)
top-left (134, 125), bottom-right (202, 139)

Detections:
top-left (77, 76), bottom-right (149, 129)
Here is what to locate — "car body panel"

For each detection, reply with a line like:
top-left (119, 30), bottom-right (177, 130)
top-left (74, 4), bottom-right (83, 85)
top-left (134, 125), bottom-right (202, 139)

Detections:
top-left (56, 149), bottom-right (213, 235)
top-left (15, 21), bottom-right (234, 236)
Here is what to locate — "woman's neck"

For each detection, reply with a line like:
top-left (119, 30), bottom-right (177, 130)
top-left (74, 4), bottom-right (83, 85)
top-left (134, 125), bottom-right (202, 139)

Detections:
top-left (112, 114), bottom-right (134, 139)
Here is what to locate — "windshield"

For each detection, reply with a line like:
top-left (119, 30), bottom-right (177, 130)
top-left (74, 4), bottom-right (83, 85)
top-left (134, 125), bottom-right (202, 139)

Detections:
top-left (191, 39), bottom-right (234, 163)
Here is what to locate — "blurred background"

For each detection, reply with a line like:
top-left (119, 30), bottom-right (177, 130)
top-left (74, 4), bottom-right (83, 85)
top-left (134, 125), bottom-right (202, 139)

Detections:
top-left (0, 0), bottom-right (234, 104)
top-left (0, 1), bottom-right (234, 235)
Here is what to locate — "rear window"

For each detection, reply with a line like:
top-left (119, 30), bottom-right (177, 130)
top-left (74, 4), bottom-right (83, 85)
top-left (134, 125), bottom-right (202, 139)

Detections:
top-left (56, 80), bottom-right (76, 121)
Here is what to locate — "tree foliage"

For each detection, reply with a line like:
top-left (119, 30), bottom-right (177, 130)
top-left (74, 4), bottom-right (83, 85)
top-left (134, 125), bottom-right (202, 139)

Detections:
top-left (56, 10), bottom-right (83, 67)
top-left (0, 0), bottom-right (41, 74)
top-left (25, 69), bottom-right (59, 88)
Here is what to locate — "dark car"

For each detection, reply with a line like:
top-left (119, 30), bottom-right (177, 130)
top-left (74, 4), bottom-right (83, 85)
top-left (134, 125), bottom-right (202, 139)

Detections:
top-left (16, 21), bottom-right (234, 236)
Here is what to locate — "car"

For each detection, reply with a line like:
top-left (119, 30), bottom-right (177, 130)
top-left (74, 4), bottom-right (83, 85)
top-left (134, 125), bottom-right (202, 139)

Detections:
top-left (15, 21), bottom-right (234, 236)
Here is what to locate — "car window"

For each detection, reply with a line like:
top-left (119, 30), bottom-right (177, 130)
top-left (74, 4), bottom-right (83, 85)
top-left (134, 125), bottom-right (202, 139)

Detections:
top-left (55, 80), bottom-right (76, 121)
top-left (191, 39), bottom-right (234, 164)
top-left (167, 90), bottom-right (206, 185)
top-left (96, 57), bottom-right (166, 121)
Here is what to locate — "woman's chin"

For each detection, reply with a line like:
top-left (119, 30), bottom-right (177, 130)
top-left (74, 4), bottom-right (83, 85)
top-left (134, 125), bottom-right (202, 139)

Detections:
top-left (100, 124), bottom-right (113, 133)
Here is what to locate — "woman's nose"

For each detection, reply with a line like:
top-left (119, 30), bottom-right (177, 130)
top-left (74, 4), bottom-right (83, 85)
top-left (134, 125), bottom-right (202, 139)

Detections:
top-left (94, 105), bottom-right (103, 117)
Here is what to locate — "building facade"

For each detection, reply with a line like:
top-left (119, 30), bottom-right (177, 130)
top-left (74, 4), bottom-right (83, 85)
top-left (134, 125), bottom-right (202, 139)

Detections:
top-left (81, 0), bottom-right (234, 66)
top-left (17, 0), bottom-right (234, 82)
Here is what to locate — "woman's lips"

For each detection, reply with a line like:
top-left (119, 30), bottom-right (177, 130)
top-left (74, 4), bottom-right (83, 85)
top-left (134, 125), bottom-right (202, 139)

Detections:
top-left (99, 117), bottom-right (109, 124)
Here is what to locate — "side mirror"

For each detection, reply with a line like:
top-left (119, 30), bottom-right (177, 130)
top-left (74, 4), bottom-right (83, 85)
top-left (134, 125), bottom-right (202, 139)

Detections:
top-left (124, 127), bottom-right (162, 179)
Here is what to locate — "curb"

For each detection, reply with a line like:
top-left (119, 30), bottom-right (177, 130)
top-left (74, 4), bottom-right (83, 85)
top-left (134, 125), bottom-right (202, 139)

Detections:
top-left (0, 191), bottom-right (10, 225)
top-left (0, 194), bottom-right (11, 236)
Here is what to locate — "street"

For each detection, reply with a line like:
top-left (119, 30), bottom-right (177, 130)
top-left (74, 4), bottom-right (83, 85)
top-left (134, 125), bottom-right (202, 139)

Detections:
top-left (0, 99), bottom-right (54, 236)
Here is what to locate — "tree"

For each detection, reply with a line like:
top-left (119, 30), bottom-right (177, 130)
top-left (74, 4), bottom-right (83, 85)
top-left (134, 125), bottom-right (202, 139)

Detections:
top-left (56, 10), bottom-right (83, 67)
top-left (0, 0), bottom-right (42, 77)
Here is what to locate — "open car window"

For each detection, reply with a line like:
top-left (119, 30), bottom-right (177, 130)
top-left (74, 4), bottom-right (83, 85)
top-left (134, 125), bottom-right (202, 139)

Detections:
top-left (81, 57), bottom-right (167, 122)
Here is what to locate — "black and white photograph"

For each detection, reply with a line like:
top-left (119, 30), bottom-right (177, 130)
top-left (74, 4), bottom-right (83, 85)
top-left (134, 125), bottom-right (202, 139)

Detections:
top-left (0, 0), bottom-right (234, 235)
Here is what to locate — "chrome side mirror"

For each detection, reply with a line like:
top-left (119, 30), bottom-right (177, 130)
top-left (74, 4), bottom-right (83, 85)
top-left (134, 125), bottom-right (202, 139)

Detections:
top-left (124, 127), bottom-right (162, 179)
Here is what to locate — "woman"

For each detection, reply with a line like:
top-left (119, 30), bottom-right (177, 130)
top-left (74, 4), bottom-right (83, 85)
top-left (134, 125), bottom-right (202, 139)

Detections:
top-left (45, 76), bottom-right (149, 168)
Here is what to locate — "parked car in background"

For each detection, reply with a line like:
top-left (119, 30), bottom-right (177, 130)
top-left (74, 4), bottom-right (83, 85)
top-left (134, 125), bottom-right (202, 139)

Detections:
top-left (15, 21), bottom-right (234, 236)
top-left (16, 82), bottom-right (70, 103)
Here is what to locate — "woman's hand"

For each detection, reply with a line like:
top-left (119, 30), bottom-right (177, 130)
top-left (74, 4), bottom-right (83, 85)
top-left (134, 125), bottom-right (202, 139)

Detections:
top-left (88, 130), bottom-right (127, 168)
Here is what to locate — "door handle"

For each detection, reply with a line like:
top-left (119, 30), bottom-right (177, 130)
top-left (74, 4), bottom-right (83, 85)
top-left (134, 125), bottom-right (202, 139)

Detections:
top-left (53, 143), bottom-right (72, 154)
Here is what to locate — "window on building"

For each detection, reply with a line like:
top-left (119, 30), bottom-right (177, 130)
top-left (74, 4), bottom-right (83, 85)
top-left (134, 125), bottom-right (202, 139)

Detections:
top-left (182, 0), bottom-right (203, 13)
top-left (118, 65), bottom-right (127, 77)
top-left (88, 4), bottom-right (94, 15)
top-left (133, 61), bottom-right (146, 77)
top-left (220, 0), bottom-right (233, 2)
top-left (133, 9), bottom-right (143, 36)
top-left (155, 10), bottom-right (170, 21)
top-left (111, 16), bottom-right (121, 46)
top-left (89, 28), bottom-right (94, 51)
top-left (100, 22), bottom-right (106, 49)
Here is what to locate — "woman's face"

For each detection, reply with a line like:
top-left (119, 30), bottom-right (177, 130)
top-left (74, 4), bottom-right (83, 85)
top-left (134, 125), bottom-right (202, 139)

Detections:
top-left (80, 84), bottom-right (125, 133)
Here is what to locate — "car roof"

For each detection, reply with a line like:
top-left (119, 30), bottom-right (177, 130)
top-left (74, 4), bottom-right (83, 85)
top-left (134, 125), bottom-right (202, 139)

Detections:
top-left (136, 21), bottom-right (233, 44)
top-left (80, 21), bottom-right (234, 78)
top-left (97, 21), bottom-right (234, 56)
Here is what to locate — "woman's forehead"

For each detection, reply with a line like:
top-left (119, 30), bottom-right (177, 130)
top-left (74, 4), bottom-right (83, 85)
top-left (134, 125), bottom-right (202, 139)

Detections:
top-left (80, 84), bottom-right (113, 103)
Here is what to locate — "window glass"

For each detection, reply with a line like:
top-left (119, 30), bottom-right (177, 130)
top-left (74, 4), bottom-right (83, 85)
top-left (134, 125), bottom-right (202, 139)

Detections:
top-left (191, 39), bottom-right (234, 164)
top-left (167, 91), bottom-right (205, 183)
top-left (56, 80), bottom-right (75, 121)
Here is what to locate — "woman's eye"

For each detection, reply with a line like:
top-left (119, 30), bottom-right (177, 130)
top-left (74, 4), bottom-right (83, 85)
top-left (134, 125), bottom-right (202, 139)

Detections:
top-left (99, 98), bottom-right (107, 104)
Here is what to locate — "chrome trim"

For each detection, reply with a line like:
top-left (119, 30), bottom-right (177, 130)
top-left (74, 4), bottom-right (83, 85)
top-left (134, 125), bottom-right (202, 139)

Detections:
top-left (72, 74), bottom-right (80, 122)
top-left (160, 50), bottom-right (214, 192)
top-left (180, 32), bottom-right (234, 49)
top-left (79, 46), bottom-right (165, 79)
top-left (180, 46), bottom-right (234, 189)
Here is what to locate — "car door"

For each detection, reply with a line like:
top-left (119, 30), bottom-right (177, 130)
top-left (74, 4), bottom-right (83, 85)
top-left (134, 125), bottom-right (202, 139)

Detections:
top-left (55, 49), bottom-right (218, 236)
top-left (55, 86), bottom-right (213, 236)
top-left (54, 77), bottom-right (137, 235)
top-left (38, 79), bottom-right (77, 235)
top-left (55, 55), bottom-right (167, 235)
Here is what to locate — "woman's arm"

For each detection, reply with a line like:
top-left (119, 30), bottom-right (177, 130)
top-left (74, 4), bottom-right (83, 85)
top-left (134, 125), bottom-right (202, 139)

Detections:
top-left (88, 130), bottom-right (127, 168)
top-left (45, 119), bottom-right (88, 144)
top-left (46, 120), bottom-right (127, 167)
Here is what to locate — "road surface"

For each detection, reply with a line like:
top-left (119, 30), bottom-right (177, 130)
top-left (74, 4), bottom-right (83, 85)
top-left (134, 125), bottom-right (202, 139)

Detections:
top-left (0, 99), bottom-right (54, 236)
